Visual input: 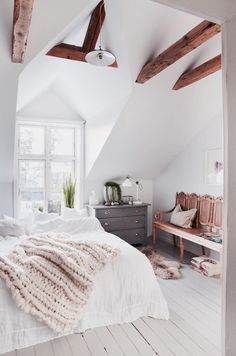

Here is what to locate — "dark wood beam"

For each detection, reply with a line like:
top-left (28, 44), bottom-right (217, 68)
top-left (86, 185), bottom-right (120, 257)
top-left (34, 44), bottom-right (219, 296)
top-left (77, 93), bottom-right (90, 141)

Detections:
top-left (12, 0), bottom-right (34, 63)
top-left (136, 20), bottom-right (221, 84)
top-left (46, 1), bottom-right (117, 67)
top-left (46, 43), bottom-right (118, 67)
top-left (173, 54), bottom-right (221, 90)
top-left (47, 43), bottom-right (86, 62)
top-left (82, 1), bottom-right (105, 53)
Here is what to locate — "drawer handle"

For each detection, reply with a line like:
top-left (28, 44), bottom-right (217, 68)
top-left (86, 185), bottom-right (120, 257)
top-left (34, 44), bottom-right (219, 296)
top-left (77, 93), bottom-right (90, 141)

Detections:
top-left (104, 211), bottom-right (110, 215)
top-left (135, 233), bottom-right (140, 237)
top-left (135, 220), bottom-right (139, 223)
top-left (104, 222), bottom-right (109, 226)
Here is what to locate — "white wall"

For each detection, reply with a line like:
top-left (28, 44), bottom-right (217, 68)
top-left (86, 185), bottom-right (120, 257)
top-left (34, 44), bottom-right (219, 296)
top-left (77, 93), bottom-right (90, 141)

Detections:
top-left (222, 18), bottom-right (236, 356)
top-left (0, 0), bottom-right (92, 216)
top-left (153, 113), bottom-right (223, 255)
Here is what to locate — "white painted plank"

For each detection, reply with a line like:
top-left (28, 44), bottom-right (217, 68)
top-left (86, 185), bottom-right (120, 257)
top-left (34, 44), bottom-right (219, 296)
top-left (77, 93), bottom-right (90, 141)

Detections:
top-left (147, 315), bottom-right (208, 356)
top-left (17, 346), bottom-right (35, 356)
top-left (132, 319), bottom-right (174, 356)
top-left (67, 333), bottom-right (91, 356)
top-left (83, 329), bottom-right (108, 356)
top-left (108, 324), bottom-right (141, 356)
top-left (3, 352), bottom-right (17, 356)
top-left (95, 327), bottom-right (124, 356)
top-left (162, 280), bottom-right (220, 322)
top-left (169, 309), bottom-right (221, 356)
top-left (162, 279), bottom-right (220, 313)
top-left (163, 286), bottom-right (221, 338)
top-left (181, 268), bottom-right (221, 296)
top-left (52, 336), bottom-right (72, 356)
top-left (163, 290), bottom-right (221, 348)
top-left (34, 341), bottom-right (54, 356)
top-left (142, 317), bottom-right (190, 356)
top-left (121, 323), bottom-right (157, 356)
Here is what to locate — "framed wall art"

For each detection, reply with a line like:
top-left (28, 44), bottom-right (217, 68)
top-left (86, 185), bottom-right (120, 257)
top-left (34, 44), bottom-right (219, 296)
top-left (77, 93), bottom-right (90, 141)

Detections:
top-left (205, 148), bottom-right (223, 185)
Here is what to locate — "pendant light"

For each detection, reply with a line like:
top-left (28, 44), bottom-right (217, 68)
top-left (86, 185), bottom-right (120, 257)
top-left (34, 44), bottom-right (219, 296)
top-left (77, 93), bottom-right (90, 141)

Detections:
top-left (85, 3), bottom-right (116, 67)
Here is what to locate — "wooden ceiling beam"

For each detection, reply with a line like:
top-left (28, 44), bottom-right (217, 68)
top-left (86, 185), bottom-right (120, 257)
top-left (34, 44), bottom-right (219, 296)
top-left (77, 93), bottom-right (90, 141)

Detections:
top-left (47, 43), bottom-right (86, 62)
top-left (82, 1), bottom-right (105, 53)
top-left (172, 54), bottom-right (221, 90)
top-left (12, 0), bottom-right (34, 63)
top-left (46, 42), bottom-right (118, 67)
top-left (46, 1), bottom-right (118, 67)
top-left (136, 20), bottom-right (221, 84)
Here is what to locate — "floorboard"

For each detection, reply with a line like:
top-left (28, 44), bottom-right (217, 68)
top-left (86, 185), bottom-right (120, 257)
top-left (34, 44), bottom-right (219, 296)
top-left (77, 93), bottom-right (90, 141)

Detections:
top-left (1, 241), bottom-right (221, 356)
top-left (67, 334), bottom-right (91, 356)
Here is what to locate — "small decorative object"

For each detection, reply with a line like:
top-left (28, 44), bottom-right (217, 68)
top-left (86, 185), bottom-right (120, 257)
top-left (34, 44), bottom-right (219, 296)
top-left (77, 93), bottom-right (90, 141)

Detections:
top-left (122, 195), bottom-right (133, 205)
top-left (33, 203), bottom-right (44, 213)
top-left (104, 181), bottom-right (122, 205)
top-left (191, 255), bottom-right (221, 277)
top-left (89, 191), bottom-right (99, 206)
top-left (206, 149), bottom-right (223, 185)
top-left (63, 176), bottom-right (76, 208)
top-left (48, 200), bottom-right (61, 214)
top-left (122, 176), bottom-right (143, 205)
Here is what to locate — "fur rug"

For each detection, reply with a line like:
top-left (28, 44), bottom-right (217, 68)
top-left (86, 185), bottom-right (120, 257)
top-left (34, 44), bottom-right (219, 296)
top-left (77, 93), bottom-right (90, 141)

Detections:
top-left (140, 245), bottom-right (182, 280)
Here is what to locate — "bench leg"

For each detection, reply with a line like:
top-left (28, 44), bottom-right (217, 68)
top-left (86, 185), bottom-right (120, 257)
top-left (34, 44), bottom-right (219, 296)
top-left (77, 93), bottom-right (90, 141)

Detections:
top-left (152, 224), bottom-right (156, 248)
top-left (173, 235), bottom-right (177, 248)
top-left (180, 238), bottom-right (184, 264)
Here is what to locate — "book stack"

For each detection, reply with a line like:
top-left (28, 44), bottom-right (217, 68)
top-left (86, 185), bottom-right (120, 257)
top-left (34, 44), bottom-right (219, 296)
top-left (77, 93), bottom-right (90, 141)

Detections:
top-left (191, 256), bottom-right (221, 277)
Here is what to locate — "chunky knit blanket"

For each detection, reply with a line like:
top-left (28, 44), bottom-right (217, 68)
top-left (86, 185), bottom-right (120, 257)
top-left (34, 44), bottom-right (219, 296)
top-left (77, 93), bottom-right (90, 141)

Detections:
top-left (0, 233), bottom-right (119, 333)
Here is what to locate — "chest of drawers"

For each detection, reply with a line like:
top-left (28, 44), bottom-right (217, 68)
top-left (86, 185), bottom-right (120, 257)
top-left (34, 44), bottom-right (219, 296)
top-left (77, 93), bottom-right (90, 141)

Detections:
top-left (87, 204), bottom-right (149, 245)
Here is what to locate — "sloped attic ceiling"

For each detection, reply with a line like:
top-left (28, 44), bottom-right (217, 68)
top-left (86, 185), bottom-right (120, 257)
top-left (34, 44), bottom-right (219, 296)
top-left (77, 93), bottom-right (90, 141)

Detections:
top-left (17, 86), bottom-right (80, 122)
top-left (17, 0), bottom-right (222, 181)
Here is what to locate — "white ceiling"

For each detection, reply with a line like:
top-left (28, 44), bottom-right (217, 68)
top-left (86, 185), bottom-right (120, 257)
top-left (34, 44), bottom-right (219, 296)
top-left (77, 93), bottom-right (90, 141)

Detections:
top-left (17, 0), bottom-right (223, 181)
top-left (151, 0), bottom-right (236, 23)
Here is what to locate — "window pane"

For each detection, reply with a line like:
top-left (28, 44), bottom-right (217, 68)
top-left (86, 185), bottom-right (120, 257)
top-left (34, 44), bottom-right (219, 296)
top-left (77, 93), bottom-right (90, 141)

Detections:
top-left (19, 126), bottom-right (44, 155)
top-left (19, 160), bottom-right (44, 189)
top-left (19, 160), bottom-right (45, 214)
top-left (50, 128), bottom-right (74, 156)
top-left (49, 161), bottom-right (74, 201)
top-left (20, 192), bottom-right (45, 214)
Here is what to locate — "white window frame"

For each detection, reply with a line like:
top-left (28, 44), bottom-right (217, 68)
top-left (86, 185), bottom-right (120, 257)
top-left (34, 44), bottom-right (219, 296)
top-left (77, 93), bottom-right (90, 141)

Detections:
top-left (14, 119), bottom-right (85, 217)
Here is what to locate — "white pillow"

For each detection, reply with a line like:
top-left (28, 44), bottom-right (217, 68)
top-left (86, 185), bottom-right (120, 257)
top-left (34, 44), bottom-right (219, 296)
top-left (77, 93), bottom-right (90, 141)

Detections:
top-left (62, 207), bottom-right (88, 220)
top-left (0, 219), bottom-right (25, 237)
top-left (170, 204), bottom-right (197, 229)
top-left (32, 217), bottom-right (63, 234)
top-left (34, 212), bottom-right (59, 223)
top-left (3, 214), bottom-right (34, 235)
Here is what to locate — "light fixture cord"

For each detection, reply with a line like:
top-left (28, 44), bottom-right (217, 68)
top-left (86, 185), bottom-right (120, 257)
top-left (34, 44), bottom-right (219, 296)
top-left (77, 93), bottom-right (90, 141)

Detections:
top-left (99, 2), bottom-right (104, 50)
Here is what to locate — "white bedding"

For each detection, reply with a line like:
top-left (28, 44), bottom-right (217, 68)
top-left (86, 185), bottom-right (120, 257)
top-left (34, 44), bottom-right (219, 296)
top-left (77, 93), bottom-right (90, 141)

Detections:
top-left (0, 217), bottom-right (169, 354)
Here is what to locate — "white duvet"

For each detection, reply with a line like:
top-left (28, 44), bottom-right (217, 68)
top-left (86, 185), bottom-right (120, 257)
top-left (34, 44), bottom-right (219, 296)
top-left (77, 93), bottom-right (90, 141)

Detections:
top-left (0, 217), bottom-right (169, 354)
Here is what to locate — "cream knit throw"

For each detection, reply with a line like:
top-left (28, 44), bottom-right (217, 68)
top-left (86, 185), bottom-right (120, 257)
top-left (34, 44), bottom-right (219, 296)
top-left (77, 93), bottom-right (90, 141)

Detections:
top-left (0, 233), bottom-right (119, 333)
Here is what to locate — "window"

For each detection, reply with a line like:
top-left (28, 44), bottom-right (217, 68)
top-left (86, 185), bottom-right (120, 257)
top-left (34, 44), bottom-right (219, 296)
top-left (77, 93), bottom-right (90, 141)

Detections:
top-left (15, 122), bottom-right (84, 216)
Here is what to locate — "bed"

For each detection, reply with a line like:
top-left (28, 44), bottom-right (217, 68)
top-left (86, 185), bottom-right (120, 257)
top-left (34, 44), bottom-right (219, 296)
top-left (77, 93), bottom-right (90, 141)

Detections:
top-left (0, 216), bottom-right (169, 354)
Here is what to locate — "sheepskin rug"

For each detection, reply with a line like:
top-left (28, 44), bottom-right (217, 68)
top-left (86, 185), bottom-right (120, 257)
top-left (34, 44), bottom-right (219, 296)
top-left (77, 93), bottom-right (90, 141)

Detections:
top-left (140, 245), bottom-right (182, 280)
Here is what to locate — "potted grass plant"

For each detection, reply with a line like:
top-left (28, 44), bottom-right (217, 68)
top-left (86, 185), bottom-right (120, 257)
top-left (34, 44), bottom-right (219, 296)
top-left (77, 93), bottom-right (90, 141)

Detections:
top-left (63, 176), bottom-right (76, 209)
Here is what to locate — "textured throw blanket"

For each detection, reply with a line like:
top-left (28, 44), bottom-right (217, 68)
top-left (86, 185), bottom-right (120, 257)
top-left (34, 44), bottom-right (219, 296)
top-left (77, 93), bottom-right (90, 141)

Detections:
top-left (0, 233), bottom-right (119, 333)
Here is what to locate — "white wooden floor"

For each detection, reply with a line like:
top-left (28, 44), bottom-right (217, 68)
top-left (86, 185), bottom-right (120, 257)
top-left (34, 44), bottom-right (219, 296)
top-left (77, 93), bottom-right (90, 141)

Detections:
top-left (3, 242), bottom-right (221, 356)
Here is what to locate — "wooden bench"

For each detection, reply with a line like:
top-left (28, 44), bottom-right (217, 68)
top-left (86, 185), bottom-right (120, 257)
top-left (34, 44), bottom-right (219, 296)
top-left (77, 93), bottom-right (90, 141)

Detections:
top-left (152, 192), bottom-right (223, 263)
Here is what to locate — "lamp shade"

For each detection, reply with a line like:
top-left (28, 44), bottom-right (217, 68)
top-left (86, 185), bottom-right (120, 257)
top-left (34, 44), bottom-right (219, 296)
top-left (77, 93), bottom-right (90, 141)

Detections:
top-left (85, 49), bottom-right (116, 67)
top-left (122, 177), bottom-right (133, 187)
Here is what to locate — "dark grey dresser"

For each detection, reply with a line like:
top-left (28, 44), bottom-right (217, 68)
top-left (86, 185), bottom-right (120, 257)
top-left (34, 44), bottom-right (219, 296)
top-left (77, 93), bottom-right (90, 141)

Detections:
top-left (87, 204), bottom-right (149, 245)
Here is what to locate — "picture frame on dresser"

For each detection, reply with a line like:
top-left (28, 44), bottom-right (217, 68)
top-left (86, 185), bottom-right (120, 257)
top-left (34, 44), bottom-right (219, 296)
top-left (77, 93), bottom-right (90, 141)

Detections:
top-left (87, 204), bottom-right (150, 245)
